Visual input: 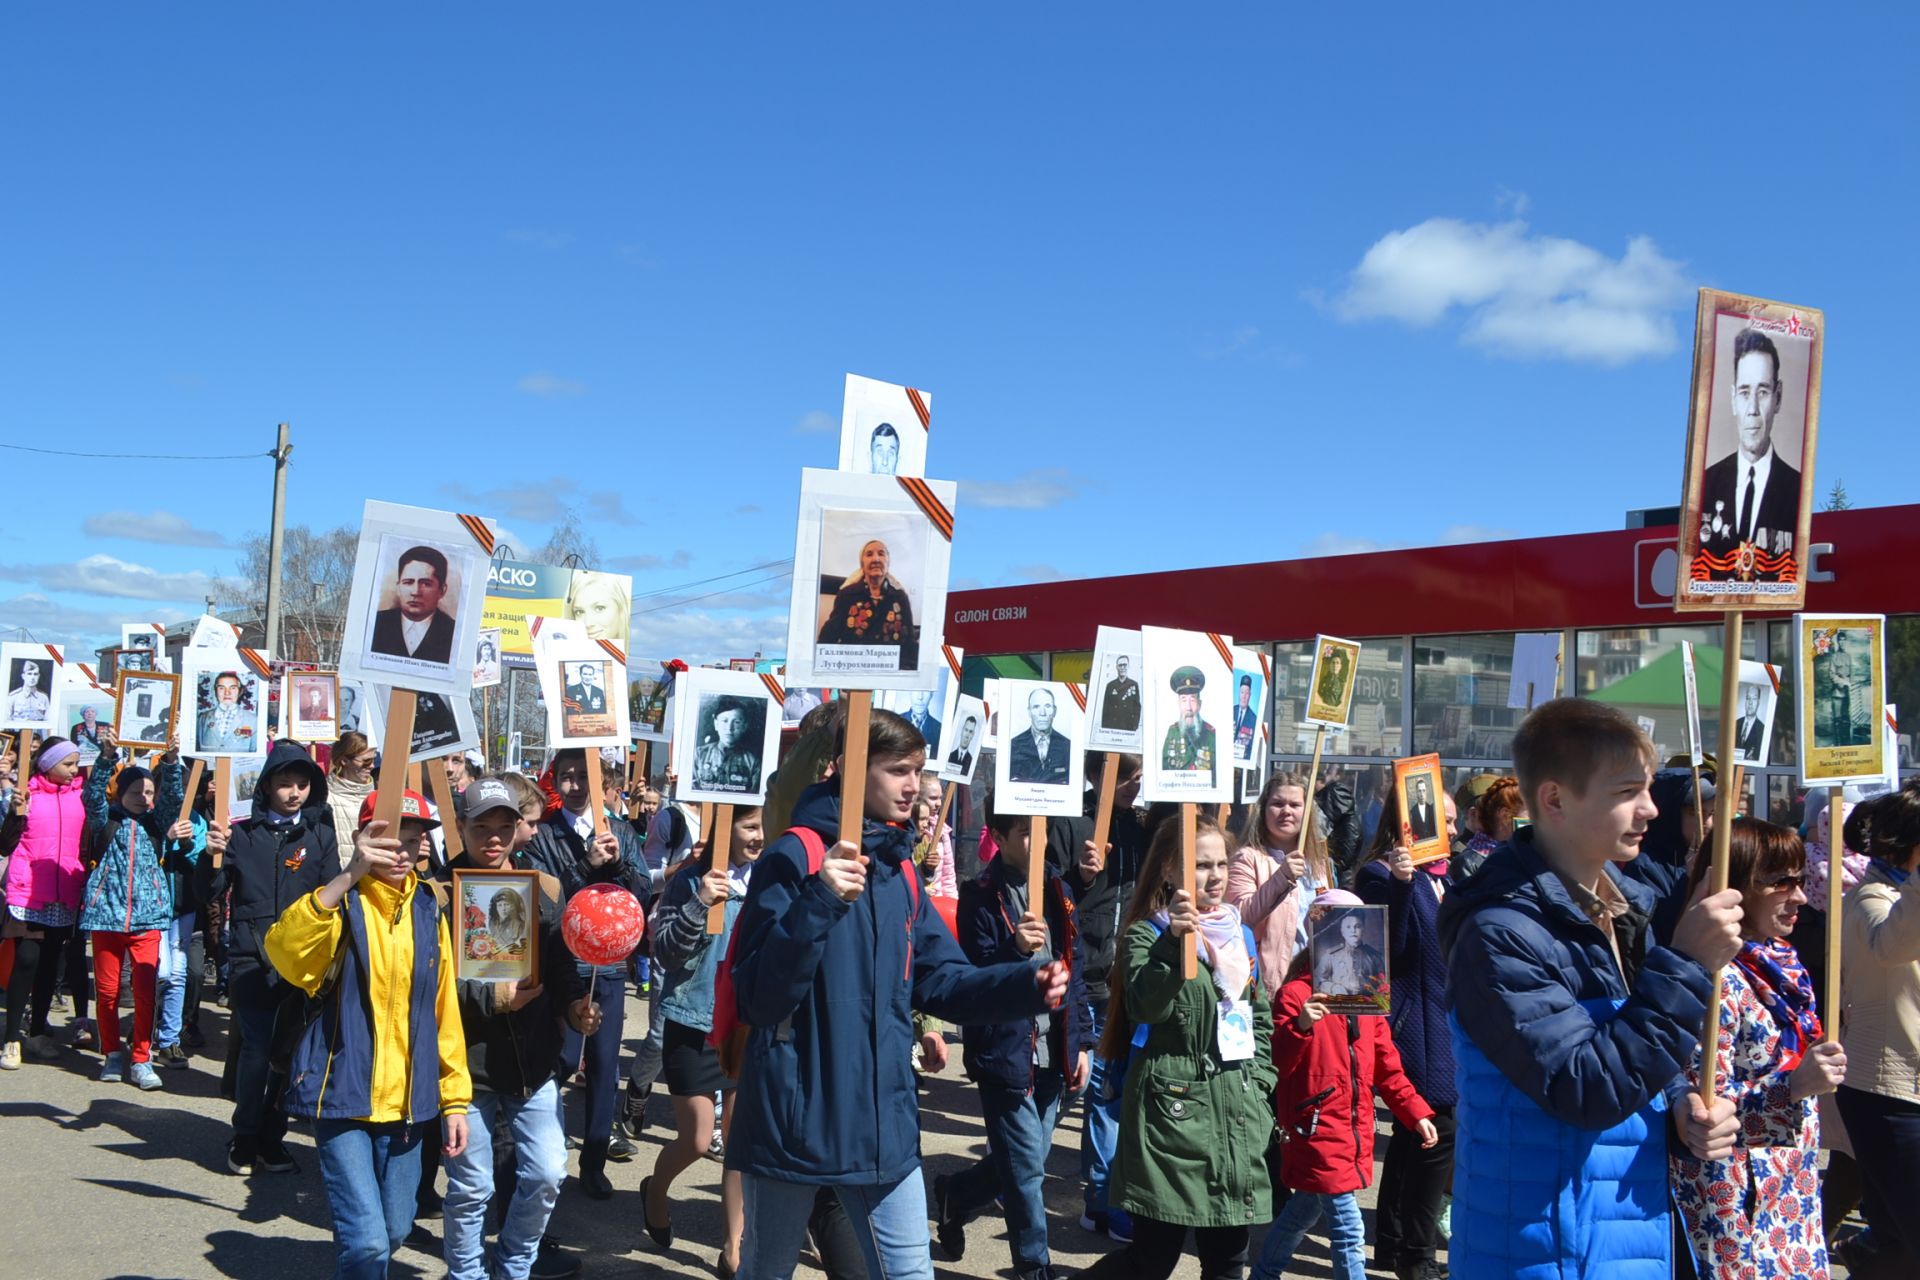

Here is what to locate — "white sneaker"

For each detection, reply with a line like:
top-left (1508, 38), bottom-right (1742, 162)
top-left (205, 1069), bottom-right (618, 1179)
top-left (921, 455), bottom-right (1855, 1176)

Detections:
top-left (0, 1041), bottom-right (21, 1070)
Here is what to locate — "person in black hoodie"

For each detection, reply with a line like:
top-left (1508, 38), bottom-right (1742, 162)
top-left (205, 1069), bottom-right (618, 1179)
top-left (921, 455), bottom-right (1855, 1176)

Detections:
top-left (441, 776), bottom-right (597, 1280)
top-left (197, 739), bottom-right (335, 1175)
top-left (522, 748), bottom-right (649, 1199)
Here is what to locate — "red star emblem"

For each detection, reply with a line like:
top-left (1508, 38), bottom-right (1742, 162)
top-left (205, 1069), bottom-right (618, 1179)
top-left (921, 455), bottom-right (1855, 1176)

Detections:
top-left (1788, 313), bottom-right (1801, 336)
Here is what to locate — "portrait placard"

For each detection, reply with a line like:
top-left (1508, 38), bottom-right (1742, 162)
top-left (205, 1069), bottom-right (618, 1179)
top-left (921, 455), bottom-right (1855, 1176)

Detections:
top-left (181, 651), bottom-right (269, 757)
top-left (1229, 646), bottom-right (1267, 770)
top-left (336, 678), bottom-right (381, 743)
top-left (938, 694), bottom-right (988, 785)
top-left (1391, 753), bottom-right (1450, 866)
top-left (837, 373), bottom-right (931, 478)
top-left (876, 663), bottom-right (957, 757)
top-left (669, 668), bottom-right (782, 805)
top-left (339, 500), bottom-right (497, 695)
top-left (54, 687), bottom-right (114, 768)
top-left (785, 468), bottom-right (955, 692)
top-left (190, 614), bottom-right (243, 649)
top-left (1508, 633), bottom-right (1562, 710)
top-left (633, 661), bottom-right (674, 743)
top-left (473, 629), bottom-right (503, 689)
top-left (992, 679), bottom-right (1086, 817)
top-left (537, 644), bottom-right (632, 749)
top-left (110, 647), bottom-right (154, 679)
top-left (1309, 902), bottom-right (1391, 1016)
top-left (226, 754), bottom-right (267, 823)
top-left (1140, 626), bottom-right (1234, 805)
top-left (398, 686), bottom-right (481, 763)
top-left (1680, 641), bottom-right (1706, 768)
top-left (1302, 635), bottom-right (1361, 729)
top-left (1732, 660), bottom-right (1780, 769)
top-left (452, 869), bottom-right (541, 984)
top-left (283, 671), bottom-right (342, 744)
top-left (1086, 626), bottom-right (1145, 752)
top-left (1, 643), bottom-right (62, 732)
top-left (120, 623), bottom-right (166, 657)
top-left (1676, 289), bottom-right (1823, 612)
top-left (1795, 613), bottom-right (1886, 788)
top-left (113, 669), bottom-right (180, 750)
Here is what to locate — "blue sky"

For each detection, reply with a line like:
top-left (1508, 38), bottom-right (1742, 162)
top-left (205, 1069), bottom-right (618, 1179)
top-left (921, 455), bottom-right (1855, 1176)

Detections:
top-left (5, 5), bottom-right (1916, 661)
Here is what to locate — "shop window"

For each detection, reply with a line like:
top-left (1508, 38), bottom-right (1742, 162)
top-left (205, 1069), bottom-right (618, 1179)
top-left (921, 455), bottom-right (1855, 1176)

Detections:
top-left (1576, 624), bottom-right (1756, 767)
top-left (1411, 633), bottom-right (1536, 761)
top-left (1271, 637), bottom-right (1404, 757)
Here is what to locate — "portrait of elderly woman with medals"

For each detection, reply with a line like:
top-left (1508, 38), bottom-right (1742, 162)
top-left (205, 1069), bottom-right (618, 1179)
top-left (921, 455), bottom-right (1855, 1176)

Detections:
top-left (816, 538), bottom-right (915, 653)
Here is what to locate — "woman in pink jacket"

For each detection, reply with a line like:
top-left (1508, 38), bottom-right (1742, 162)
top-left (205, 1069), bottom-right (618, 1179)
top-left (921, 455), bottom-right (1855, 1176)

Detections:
top-left (1228, 772), bottom-right (1329, 1001)
top-left (1, 737), bottom-right (89, 1069)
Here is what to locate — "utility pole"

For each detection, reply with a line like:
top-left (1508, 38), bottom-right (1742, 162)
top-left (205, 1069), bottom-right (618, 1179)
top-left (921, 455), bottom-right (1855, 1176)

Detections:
top-left (263, 423), bottom-right (293, 656)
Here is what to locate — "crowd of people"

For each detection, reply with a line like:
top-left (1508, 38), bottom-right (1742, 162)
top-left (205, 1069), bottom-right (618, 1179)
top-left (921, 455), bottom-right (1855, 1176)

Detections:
top-left (4, 692), bottom-right (1920, 1280)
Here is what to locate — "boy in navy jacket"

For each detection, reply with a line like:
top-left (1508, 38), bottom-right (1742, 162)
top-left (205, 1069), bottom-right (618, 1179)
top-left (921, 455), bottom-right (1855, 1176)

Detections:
top-left (933, 803), bottom-right (1090, 1280)
top-left (726, 709), bottom-right (1070, 1280)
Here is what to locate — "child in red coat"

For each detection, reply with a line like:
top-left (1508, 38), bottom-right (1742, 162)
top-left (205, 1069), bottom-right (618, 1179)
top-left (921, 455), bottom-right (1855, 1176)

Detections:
top-left (1252, 889), bottom-right (1437, 1280)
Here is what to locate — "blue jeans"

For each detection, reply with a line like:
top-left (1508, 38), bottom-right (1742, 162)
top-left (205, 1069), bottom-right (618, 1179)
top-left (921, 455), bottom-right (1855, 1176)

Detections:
top-left (946, 1073), bottom-right (1067, 1270)
top-left (742, 1169), bottom-right (934, 1280)
top-left (627, 981), bottom-right (665, 1092)
top-left (232, 1002), bottom-right (288, 1145)
top-left (1080, 1002), bottom-right (1122, 1216)
top-left (559, 962), bottom-right (627, 1155)
top-left (444, 1080), bottom-right (567, 1280)
top-left (315, 1118), bottom-right (425, 1280)
top-left (1252, 1190), bottom-right (1366, 1280)
top-left (153, 915), bottom-right (193, 1049)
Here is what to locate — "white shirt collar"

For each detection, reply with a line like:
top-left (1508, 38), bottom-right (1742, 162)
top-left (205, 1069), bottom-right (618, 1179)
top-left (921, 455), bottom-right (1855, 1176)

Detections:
top-left (401, 614), bottom-right (431, 653)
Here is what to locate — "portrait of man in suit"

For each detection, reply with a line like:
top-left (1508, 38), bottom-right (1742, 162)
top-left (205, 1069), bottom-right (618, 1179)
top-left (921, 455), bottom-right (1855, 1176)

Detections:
top-left (1735, 682), bottom-right (1768, 763)
top-left (369, 544), bottom-right (458, 664)
top-left (1008, 687), bottom-right (1071, 785)
top-left (565, 661), bottom-right (607, 715)
top-left (1696, 328), bottom-right (1805, 581)
top-left (946, 715), bottom-right (979, 775)
top-left (1232, 674), bottom-right (1258, 758)
top-left (901, 688), bottom-right (942, 752)
top-left (1100, 655), bottom-right (1141, 732)
top-left (1405, 774), bottom-right (1439, 844)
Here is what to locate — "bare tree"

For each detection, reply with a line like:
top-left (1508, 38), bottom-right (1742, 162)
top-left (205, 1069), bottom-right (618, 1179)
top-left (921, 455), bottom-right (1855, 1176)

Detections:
top-left (535, 512), bottom-right (601, 568)
top-left (216, 524), bottom-right (357, 664)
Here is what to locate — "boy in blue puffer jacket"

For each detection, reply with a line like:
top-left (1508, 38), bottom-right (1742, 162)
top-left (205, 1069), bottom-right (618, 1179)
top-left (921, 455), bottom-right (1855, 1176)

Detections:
top-left (79, 725), bottom-right (185, 1091)
top-left (1438, 698), bottom-right (1745, 1279)
top-left (726, 709), bottom-right (1071, 1280)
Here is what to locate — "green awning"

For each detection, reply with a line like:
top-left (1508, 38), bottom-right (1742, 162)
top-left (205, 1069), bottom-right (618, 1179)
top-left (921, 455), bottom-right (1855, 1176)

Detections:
top-left (1590, 645), bottom-right (1725, 707)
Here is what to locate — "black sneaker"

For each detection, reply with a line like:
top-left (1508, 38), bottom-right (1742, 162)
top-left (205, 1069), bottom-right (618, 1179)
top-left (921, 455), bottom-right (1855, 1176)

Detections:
top-left (226, 1138), bottom-right (257, 1175)
top-left (183, 1023), bottom-right (206, 1050)
top-left (256, 1139), bottom-right (299, 1174)
top-left (932, 1173), bottom-right (966, 1261)
top-left (530, 1236), bottom-right (581, 1280)
top-left (605, 1135), bottom-right (637, 1163)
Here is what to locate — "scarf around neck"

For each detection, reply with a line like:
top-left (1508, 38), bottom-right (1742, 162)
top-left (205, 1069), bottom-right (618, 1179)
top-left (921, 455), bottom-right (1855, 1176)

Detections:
top-left (1733, 936), bottom-right (1821, 1073)
top-left (1154, 901), bottom-right (1251, 1000)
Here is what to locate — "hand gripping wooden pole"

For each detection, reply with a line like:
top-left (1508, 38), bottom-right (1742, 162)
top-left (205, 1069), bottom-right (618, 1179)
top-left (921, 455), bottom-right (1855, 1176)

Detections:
top-left (706, 803), bottom-right (734, 935)
top-left (1699, 611), bottom-right (1744, 1099)
top-left (372, 691), bottom-right (417, 834)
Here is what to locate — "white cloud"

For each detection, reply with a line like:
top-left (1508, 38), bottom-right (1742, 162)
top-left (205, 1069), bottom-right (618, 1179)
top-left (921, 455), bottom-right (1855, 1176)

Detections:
top-left (1331, 216), bottom-right (1686, 364)
top-left (793, 410), bottom-right (835, 435)
top-left (960, 470), bottom-right (1082, 511)
top-left (1437, 523), bottom-right (1518, 545)
top-left (0, 555), bottom-right (216, 602)
top-left (1006, 564), bottom-right (1067, 583)
top-left (607, 550), bottom-right (694, 572)
top-left (82, 509), bottom-right (228, 548)
top-left (443, 479), bottom-right (636, 526)
top-left (0, 593), bottom-right (139, 652)
top-left (1301, 524), bottom-right (1517, 558)
top-left (517, 372), bottom-right (587, 398)
top-left (1300, 533), bottom-right (1390, 557)
top-left (628, 608), bottom-right (788, 666)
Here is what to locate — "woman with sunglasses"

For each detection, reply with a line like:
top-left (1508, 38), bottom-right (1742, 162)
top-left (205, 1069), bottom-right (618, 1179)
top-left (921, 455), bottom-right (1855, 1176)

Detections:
top-left (1671, 817), bottom-right (1847, 1279)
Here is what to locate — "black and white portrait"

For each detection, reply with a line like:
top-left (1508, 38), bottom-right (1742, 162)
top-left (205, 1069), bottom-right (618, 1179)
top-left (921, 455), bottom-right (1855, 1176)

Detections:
top-left (341, 501), bottom-right (495, 696)
top-left (1732, 661), bottom-right (1779, 767)
top-left (837, 373), bottom-right (930, 478)
top-left (1087, 625), bottom-right (1144, 752)
top-left (1310, 904), bottom-right (1390, 1014)
top-left (992, 679), bottom-right (1085, 818)
top-left (367, 537), bottom-right (463, 666)
top-left (115, 672), bottom-right (179, 749)
top-left (690, 695), bottom-right (766, 795)
top-left (878, 668), bottom-right (952, 754)
top-left (671, 669), bottom-right (783, 804)
top-left (3, 655), bottom-right (54, 729)
top-left (559, 659), bottom-right (614, 740)
top-left (937, 694), bottom-right (987, 785)
top-left (411, 689), bottom-right (462, 757)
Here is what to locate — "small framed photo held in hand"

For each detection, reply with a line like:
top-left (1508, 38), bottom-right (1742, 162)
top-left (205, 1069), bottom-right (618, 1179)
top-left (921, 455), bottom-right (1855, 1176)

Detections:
top-left (1392, 753), bottom-right (1450, 866)
top-left (1308, 902), bottom-right (1391, 1016)
top-left (113, 670), bottom-right (181, 751)
top-left (452, 868), bottom-right (541, 985)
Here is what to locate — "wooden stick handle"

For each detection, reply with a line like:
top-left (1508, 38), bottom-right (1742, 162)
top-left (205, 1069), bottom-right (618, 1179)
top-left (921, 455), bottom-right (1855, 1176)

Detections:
top-left (1028, 815), bottom-right (1047, 919)
top-left (707, 803), bottom-right (733, 935)
top-left (427, 757), bottom-right (464, 859)
top-left (1090, 753), bottom-right (1119, 877)
top-left (1825, 783), bottom-right (1845, 1040)
top-left (933, 782), bottom-right (956, 852)
top-left (838, 691), bottom-right (872, 846)
top-left (1301, 725), bottom-right (1327, 874)
top-left (634, 741), bottom-right (650, 786)
top-left (15, 730), bottom-right (33, 778)
top-left (180, 756), bottom-right (206, 836)
top-left (212, 757), bottom-right (231, 865)
top-left (586, 759), bottom-right (609, 840)
top-left (1699, 610), bottom-right (1744, 1099)
top-left (1180, 803), bottom-right (1198, 980)
top-left (373, 691), bottom-right (417, 834)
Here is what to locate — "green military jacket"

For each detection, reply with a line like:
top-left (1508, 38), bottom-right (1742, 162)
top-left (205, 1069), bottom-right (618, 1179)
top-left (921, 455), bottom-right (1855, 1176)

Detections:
top-left (1160, 719), bottom-right (1217, 783)
top-left (1110, 920), bottom-right (1275, 1228)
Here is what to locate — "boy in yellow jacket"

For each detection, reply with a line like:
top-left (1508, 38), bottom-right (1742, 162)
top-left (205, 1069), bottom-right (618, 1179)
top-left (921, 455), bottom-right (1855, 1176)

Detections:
top-left (266, 788), bottom-right (471, 1280)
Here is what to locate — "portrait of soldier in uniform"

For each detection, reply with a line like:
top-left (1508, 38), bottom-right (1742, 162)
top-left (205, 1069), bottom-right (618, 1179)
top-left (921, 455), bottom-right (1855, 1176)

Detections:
top-left (1160, 665), bottom-right (1216, 784)
top-left (692, 695), bottom-right (764, 795)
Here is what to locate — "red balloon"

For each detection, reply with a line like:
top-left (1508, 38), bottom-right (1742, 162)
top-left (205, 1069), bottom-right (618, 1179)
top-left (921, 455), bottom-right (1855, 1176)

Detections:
top-left (930, 894), bottom-right (960, 938)
top-left (562, 883), bottom-right (647, 967)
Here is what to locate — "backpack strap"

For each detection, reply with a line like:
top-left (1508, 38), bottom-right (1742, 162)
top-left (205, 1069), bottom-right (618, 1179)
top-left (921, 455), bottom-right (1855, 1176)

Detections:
top-left (792, 824), bottom-right (828, 874)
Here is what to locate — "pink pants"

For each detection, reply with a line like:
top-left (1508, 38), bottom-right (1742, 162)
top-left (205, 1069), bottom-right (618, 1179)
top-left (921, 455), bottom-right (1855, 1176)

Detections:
top-left (92, 930), bottom-right (160, 1064)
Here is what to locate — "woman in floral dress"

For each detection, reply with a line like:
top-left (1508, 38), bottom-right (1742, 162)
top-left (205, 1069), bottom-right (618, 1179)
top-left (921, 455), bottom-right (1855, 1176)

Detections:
top-left (1673, 818), bottom-right (1849, 1279)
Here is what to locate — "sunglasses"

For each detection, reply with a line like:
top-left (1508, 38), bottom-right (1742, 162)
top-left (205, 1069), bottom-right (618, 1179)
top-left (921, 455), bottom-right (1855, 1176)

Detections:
top-left (1760, 873), bottom-right (1807, 893)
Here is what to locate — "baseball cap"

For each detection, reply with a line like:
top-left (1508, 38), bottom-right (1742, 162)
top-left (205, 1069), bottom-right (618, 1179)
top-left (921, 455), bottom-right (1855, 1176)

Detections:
top-left (356, 789), bottom-right (441, 831)
top-left (461, 778), bottom-right (520, 822)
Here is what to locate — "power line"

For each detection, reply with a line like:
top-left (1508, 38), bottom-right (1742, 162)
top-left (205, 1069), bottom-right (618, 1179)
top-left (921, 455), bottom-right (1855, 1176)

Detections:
top-left (627, 558), bottom-right (794, 605)
top-left (631, 568), bottom-right (794, 616)
top-left (0, 442), bottom-right (271, 462)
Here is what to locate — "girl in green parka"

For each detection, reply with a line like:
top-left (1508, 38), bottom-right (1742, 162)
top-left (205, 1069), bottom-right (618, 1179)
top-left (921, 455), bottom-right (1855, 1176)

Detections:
top-left (1081, 812), bottom-right (1276, 1280)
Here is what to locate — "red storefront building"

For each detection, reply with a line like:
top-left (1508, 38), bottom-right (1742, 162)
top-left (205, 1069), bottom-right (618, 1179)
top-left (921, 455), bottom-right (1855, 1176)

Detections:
top-left (946, 503), bottom-right (1919, 823)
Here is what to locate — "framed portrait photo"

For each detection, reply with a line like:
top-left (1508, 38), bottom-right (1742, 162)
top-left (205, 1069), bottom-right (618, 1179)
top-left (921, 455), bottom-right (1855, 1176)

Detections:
top-left (1140, 626), bottom-right (1234, 805)
top-left (669, 668), bottom-right (781, 805)
top-left (837, 372), bottom-right (931, 478)
top-left (1086, 626), bottom-right (1145, 753)
top-left (473, 628), bottom-right (503, 689)
top-left (181, 651), bottom-right (270, 758)
top-left (113, 669), bottom-right (181, 751)
top-left (785, 468), bottom-right (955, 692)
top-left (992, 679), bottom-right (1086, 817)
top-left (451, 868), bottom-right (540, 984)
top-left (937, 693), bottom-right (988, 785)
top-left (339, 500), bottom-right (497, 695)
top-left (1391, 753), bottom-right (1450, 866)
top-left (1, 642), bottom-right (63, 733)
top-left (1676, 289), bottom-right (1823, 612)
top-left (1680, 641), bottom-right (1706, 768)
top-left (1732, 660), bottom-right (1781, 769)
top-left (1795, 613), bottom-right (1886, 788)
top-left (1303, 635), bottom-right (1361, 729)
top-left (1229, 646), bottom-right (1268, 770)
top-left (1308, 902), bottom-right (1391, 1015)
top-left (632, 661), bottom-right (674, 743)
top-left (283, 670), bottom-right (342, 744)
top-left (121, 623), bottom-right (166, 657)
top-left (538, 646), bottom-right (631, 750)
top-left (54, 687), bottom-right (114, 768)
